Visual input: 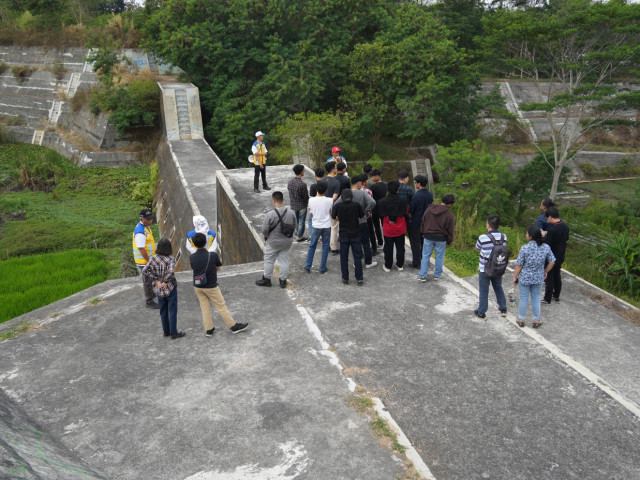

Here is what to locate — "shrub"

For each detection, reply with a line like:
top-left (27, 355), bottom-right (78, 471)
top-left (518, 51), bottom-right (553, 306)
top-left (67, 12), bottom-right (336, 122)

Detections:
top-left (11, 65), bottom-right (35, 83)
top-left (46, 59), bottom-right (67, 81)
top-left (0, 62), bottom-right (8, 75)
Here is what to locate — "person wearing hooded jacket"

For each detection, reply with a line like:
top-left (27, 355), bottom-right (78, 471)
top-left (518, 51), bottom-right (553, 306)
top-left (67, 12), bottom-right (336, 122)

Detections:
top-left (186, 215), bottom-right (218, 254)
top-left (376, 180), bottom-right (409, 272)
top-left (418, 193), bottom-right (456, 281)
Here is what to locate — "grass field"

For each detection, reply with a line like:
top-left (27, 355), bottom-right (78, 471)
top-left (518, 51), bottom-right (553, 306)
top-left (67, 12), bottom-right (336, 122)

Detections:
top-left (0, 249), bottom-right (108, 323)
top-left (0, 143), bottom-right (156, 323)
top-left (573, 178), bottom-right (640, 204)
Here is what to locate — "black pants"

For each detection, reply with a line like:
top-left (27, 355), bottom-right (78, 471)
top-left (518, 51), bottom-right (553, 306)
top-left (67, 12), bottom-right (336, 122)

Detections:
top-left (383, 235), bottom-right (405, 269)
top-left (254, 164), bottom-right (267, 189)
top-left (544, 262), bottom-right (563, 302)
top-left (408, 225), bottom-right (423, 267)
top-left (372, 211), bottom-right (384, 246)
top-left (366, 216), bottom-right (378, 254)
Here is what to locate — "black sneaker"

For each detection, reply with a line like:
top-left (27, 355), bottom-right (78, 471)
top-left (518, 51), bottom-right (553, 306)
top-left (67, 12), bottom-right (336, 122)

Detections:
top-left (474, 309), bottom-right (486, 319)
top-left (554, 298), bottom-right (560, 303)
top-left (256, 276), bottom-right (272, 287)
top-left (331, 250), bottom-right (340, 256)
top-left (146, 302), bottom-right (159, 309)
top-left (163, 332), bottom-right (170, 337)
top-left (171, 331), bottom-right (186, 340)
top-left (541, 299), bottom-right (552, 305)
top-left (254, 188), bottom-right (260, 193)
top-left (279, 278), bottom-right (287, 288)
top-left (319, 268), bottom-right (328, 274)
top-left (357, 280), bottom-right (364, 286)
top-left (303, 267), bottom-right (311, 273)
top-left (499, 310), bottom-right (507, 317)
top-left (263, 185), bottom-right (271, 191)
top-left (230, 322), bottom-right (249, 334)
top-left (205, 328), bottom-right (215, 337)
top-left (342, 278), bottom-right (349, 285)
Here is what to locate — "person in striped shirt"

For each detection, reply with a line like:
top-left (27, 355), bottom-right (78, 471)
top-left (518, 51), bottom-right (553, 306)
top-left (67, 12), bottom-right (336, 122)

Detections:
top-left (474, 214), bottom-right (508, 319)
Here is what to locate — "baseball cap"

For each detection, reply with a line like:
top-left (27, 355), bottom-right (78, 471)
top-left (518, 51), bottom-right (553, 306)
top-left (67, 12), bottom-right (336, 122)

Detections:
top-left (140, 209), bottom-right (154, 220)
top-left (332, 146), bottom-right (340, 153)
top-left (255, 131), bottom-right (265, 137)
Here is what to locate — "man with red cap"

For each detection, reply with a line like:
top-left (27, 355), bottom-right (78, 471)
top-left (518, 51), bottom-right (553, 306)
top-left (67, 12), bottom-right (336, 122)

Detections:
top-left (326, 146), bottom-right (347, 169)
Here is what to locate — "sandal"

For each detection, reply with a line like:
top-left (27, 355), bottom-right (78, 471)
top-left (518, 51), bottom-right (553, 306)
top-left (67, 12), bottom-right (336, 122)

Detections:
top-left (532, 321), bottom-right (543, 329)
top-left (516, 319), bottom-right (525, 328)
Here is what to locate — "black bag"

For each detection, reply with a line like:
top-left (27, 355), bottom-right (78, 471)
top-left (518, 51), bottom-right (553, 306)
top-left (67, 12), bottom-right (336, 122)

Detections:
top-left (484, 233), bottom-right (509, 278)
top-left (193, 252), bottom-right (211, 287)
top-left (270, 208), bottom-right (295, 238)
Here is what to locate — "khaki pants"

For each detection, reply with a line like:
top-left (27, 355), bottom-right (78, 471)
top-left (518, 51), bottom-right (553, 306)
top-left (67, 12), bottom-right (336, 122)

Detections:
top-left (194, 286), bottom-right (235, 330)
top-left (330, 217), bottom-right (340, 251)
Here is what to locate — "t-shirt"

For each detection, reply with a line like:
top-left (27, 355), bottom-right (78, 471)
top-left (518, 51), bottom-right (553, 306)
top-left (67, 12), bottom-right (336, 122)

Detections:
top-left (336, 173), bottom-right (351, 192)
top-left (545, 220), bottom-right (570, 264)
top-left (309, 178), bottom-right (328, 197)
top-left (308, 196), bottom-right (333, 228)
top-left (476, 231), bottom-right (507, 273)
top-left (190, 249), bottom-right (222, 288)
top-left (325, 176), bottom-right (341, 200)
top-left (332, 201), bottom-right (363, 238)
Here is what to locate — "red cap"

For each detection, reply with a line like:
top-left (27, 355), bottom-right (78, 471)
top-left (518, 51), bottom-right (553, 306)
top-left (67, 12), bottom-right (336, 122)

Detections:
top-left (332, 146), bottom-right (340, 153)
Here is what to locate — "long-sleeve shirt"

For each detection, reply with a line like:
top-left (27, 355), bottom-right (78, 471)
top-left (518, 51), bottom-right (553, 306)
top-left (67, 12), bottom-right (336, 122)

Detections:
top-left (142, 255), bottom-right (177, 297)
top-left (287, 177), bottom-right (309, 210)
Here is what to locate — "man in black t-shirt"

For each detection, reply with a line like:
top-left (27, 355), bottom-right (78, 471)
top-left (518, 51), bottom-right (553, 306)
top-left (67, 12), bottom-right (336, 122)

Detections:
top-left (332, 189), bottom-right (365, 285)
top-left (190, 233), bottom-right (248, 336)
top-left (543, 207), bottom-right (570, 304)
top-left (369, 169), bottom-right (387, 247)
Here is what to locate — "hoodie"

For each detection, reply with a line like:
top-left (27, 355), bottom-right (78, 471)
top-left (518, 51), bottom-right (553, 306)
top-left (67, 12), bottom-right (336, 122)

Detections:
top-left (420, 204), bottom-right (455, 245)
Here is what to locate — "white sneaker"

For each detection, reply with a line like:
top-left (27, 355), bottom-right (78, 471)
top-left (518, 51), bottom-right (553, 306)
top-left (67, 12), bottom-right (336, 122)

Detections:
top-left (366, 261), bottom-right (378, 269)
top-left (396, 265), bottom-right (404, 271)
top-left (382, 265), bottom-right (391, 272)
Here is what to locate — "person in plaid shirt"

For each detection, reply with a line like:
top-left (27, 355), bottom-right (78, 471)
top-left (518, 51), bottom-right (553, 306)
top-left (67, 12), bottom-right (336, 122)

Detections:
top-left (287, 164), bottom-right (309, 242)
top-left (142, 238), bottom-right (185, 339)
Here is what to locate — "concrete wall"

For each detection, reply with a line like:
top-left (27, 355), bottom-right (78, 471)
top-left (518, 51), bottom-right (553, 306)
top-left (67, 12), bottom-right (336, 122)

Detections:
top-left (216, 172), bottom-right (264, 266)
top-left (0, 390), bottom-right (106, 480)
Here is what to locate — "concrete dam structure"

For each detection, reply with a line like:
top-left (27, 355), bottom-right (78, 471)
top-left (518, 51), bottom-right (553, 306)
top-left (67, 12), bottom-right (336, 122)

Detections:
top-left (2, 47), bottom-right (640, 479)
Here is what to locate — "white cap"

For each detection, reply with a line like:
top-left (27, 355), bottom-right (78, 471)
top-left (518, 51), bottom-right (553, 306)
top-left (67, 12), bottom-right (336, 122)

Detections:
top-left (255, 131), bottom-right (265, 137)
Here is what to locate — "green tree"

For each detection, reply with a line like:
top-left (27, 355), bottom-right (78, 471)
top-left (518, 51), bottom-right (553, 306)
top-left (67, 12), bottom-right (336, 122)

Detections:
top-left (435, 139), bottom-right (514, 222)
top-left (273, 111), bottom-right (355, 168)
top-left (481, 0), bottom-right (640, 200)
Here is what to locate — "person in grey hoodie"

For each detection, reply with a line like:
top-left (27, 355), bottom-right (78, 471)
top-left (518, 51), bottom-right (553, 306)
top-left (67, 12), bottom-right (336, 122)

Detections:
top-left (256, 191), bottom-right (297, 288)
top-left (418, 193), bottom-right (456, 281)
top-left (333, 174), bottom-right (377, 268)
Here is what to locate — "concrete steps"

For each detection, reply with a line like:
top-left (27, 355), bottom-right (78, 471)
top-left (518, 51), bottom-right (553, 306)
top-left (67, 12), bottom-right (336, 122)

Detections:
top-left (66, 71), bottom-right (81, 97)
top-left (174, 88), bottom-right (192, 138)
top-left (31, 129), bottom-right (44, 145)
top-left (83, 48), bottom-right (96, 73)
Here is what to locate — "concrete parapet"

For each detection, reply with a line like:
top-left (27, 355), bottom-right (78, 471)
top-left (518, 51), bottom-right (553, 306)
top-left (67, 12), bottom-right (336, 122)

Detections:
top-left (0, 389), bottom-right (106, 480)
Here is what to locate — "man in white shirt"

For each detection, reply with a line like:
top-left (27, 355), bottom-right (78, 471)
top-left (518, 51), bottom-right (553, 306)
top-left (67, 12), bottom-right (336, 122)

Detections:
top-left (303, 181), bottom-right (333, 273)
top-left (251, 131), bottom-right (272, 193)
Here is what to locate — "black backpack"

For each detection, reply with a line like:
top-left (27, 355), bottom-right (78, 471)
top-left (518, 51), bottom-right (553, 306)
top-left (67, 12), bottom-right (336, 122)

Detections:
top-left (484, 233), bottom-right (509, 278)
top-left (270, 208), bottom-right (295, 237)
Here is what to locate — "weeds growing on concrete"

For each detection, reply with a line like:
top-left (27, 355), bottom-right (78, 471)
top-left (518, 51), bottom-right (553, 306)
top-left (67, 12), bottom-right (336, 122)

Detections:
top-left (0, 323), bottom-right (33, 341)
top-left (347, 394), bottom-right (374, 414)
top-left (11, 65), bottom-right (35, 83)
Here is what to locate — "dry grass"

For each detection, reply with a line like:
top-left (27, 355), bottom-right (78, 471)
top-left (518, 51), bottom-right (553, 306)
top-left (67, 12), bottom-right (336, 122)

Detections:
top-left (0, 322), bottom-right (40, 341)
top-left (0, 115), bottom-right (25, 126)
top-left (55, 125), bottom-right (96, 151)
top-left (581, 288), bottom-right (640, 327)
top-left (343, 366), bottom-right (371, 377)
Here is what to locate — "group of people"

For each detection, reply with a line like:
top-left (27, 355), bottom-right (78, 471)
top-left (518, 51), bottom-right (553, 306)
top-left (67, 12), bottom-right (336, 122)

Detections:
top-left (133, 211), bottom-right (248, 340)
top-left (254, 156), bottom-right (458, 287)
top-left (135, 131), bottom-right (570, 336)
top-left (474, 198), bottom-right (570, 328)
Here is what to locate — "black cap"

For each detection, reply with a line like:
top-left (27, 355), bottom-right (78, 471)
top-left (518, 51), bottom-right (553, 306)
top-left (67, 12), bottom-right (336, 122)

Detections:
top-left (140, 209), bottom-right (154, 220)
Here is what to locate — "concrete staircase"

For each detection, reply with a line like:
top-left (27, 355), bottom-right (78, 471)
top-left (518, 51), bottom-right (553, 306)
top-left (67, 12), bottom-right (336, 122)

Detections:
top-left (175, 88), bottom-right (192, 138)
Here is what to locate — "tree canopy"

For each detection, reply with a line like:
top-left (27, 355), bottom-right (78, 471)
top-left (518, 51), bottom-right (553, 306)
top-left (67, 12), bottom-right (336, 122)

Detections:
top-left (143, 0), bottom-right (481, 166)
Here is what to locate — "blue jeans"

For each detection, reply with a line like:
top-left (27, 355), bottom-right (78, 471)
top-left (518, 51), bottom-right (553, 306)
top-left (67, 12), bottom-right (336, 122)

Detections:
top-left (477, 271), bottom-right (507, 315)
top-left (305, 227), bottom-right (331, 272)
top-left (419, 239), bottom-right (446, 278)
top-left (158, 287), bottom-right (178, 335)
top-left (340, 237), bottom-right (363, 281)
top-left (518, 283), bottom-right (543, 320)
top-left (307, 214), bottom-right (314, 238)
top-left (294, 208), bottom-right (307, 239)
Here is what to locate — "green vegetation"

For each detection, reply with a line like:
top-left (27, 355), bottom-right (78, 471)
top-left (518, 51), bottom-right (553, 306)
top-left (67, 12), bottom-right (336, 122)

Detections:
top-left (0, 143), bottom-right (157, 323)
top-left (0, 322), bottom-right (32, 341)
top-left (580, 159), bottom-right (640, 180)
top-left (370, 415), bottom-right (406, 454)
top-left (0, 250), bottom-right (107, 323)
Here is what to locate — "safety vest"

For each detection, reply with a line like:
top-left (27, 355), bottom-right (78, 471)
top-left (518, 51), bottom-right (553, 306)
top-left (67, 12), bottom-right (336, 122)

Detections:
top-left (252, 141), bottom-right (267, 166)
top-left (132, 222), bottom-right (155, 265)
top-left (187, 231), bottom-right (216, 250)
